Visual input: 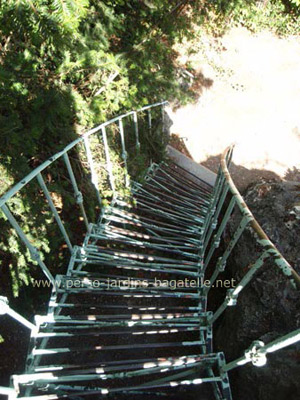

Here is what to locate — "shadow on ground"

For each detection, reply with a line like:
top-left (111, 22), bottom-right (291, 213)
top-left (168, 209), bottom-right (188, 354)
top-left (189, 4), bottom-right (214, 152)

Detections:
top-left (168, 136), bottom-right (282, 192)
top-left (202, 154), bottom-right (281, 192)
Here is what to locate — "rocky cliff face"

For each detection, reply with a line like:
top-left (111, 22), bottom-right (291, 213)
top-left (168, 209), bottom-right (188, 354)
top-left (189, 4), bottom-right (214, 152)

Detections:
top-left (214, 179), bottom-right (300, 400)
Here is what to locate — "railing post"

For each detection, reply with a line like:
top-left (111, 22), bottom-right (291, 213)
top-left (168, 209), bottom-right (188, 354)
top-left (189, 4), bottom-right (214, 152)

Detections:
top-left (203, 182), bottom-right (229, 254)
top-left (118, 118), bottom-right (129, 187)
top-left (133, 112), bottom-right (140, 151)
top-left (36, 173), bottom-right (73, 253)
top-left (63, 152), bottom-right (89, 230)
top-left (101, 126), bottom-right (116, 194)
top-left (161, 103), bottom-right (165, 133)
top-left (0, 204), bottom-right (55, 287)
top-left (208, 214), bottom-right (250, 272)
top-left (203, 196), bottom-right (237, 271)
top-left (225, 145), bottom-right (234, 166)
top-left (202, 171), bottom-right (224, 242)
top-left (148, 109), bottom-right (152, 135)
top-left (83, 136), bottom-right (102, 208)
top-left (208, 251), bottom-right (269, 324)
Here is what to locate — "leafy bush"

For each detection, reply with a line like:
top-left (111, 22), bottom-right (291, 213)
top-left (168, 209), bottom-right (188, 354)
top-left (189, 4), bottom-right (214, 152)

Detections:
top-left (0, 1), bottom-right (203, 299)
top-left (3, 0), bottom-right (298, 301)
top-left (202, 0), bottom-right (300, 35)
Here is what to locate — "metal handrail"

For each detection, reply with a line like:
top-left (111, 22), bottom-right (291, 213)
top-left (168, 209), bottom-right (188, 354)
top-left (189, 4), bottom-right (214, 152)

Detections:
top-left (206, 146), bottom-right (300, 325)
top-left (205, 146), bottom-right (300, 373)
top-left (221, 145), bottom-right (300, 288)
top-left (1, 123), bottom-right (299, 397)
top-left (0, 101), bottom-right (168, 207)
top-left (0, 101), bottom-right (168, 287)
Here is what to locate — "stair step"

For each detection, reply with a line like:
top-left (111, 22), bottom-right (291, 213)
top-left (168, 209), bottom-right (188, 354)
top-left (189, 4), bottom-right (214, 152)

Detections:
top-left (15, 159), bottom-right (231, 400)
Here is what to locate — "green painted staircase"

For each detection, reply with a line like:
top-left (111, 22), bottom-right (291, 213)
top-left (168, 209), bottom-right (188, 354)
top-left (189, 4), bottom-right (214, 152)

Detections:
top-left (1, 102), bottom-right (299, 400)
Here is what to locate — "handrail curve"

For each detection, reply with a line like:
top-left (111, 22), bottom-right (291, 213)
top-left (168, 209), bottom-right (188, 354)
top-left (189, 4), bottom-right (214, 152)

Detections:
top-left (221, 145), bottom-right (300, 288)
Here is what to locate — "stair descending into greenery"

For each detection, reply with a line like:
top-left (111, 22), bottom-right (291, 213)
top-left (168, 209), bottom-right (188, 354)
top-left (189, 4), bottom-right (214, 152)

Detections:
top-left (12, 160), bottom-right (231, 399)
top-left (1, 102), bottom-right (299, 400)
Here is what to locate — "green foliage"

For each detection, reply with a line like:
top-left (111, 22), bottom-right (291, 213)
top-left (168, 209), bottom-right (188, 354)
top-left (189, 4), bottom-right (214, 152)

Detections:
top-left (291, 0), bottom-right (300, 6)
top-left (233, 0), bottom-right (300, 35)
top-left (1, 0), bottom-right (299, 300)
top-left (0, 0), bottom-right (203, 298)
top-left (203, 0), bottom-right (300, 35)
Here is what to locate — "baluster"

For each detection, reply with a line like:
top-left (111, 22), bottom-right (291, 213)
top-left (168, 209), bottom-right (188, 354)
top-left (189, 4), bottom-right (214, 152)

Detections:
top-left (225, 146), bottom-right (234, 167)
top-left (0, 204), bottom-right (55, 286)
top-left (133, 112), bottom-right (140, 151)
top-left (206, 214), bottom-right (250, 276)
top-left (118, 118), bottom-right (129, 187)
top-left (63, 152), bottom-right (89, 230)
top-left (208, 250), bottom-right (268, 325)
top-left (161, 103), bottom-right (165, 133)
top-left (203, 182), bottom-right (229, 254)
top-left (202, 171), bottom-right (225, 241)
top-left (101, 126), bottom-right (116, 194)
top-left (148, 109), bottom-right (152, 135)
top-left (36, 172), bottom-right (73, 253)
top-left (83, 136), bottom-right (102, 207)
top-left (203, 196), bottom-right (236, 273)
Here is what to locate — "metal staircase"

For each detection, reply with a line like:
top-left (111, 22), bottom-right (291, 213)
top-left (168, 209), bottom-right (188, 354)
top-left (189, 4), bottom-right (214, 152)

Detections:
top-left (0, 102), bottom-right (299, 399)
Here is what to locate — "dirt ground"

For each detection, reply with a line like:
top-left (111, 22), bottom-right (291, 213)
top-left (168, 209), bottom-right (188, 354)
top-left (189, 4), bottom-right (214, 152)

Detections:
top-left (168, 27), bottom-right (300, 190)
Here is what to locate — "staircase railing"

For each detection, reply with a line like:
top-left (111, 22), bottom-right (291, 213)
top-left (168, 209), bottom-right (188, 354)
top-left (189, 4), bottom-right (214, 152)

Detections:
top-left (1, 111), bottom-right (300, 396)
top-left (0, 101), bottom-right (167, 288)
top-left (203, 146), bottom-right (300, 371)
